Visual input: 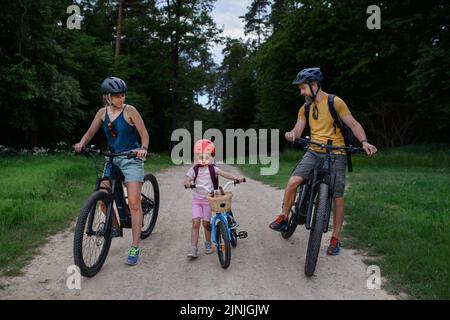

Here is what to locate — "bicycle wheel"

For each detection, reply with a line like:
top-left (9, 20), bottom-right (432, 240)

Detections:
top-left (304, 183), bottom-right (329, 277)
top-left (227, 215), bottom-right (238, 247)
top-left (140, 173), bottom-right (160, 239)
top-left (230, 229), bottom-right (238, 248)
top-left (216, 220), bottom-right (231, 269)
top-left (73, 191), bottom-right (113, 278)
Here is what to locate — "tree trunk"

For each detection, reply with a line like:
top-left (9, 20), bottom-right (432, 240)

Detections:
top-left (115, 0), bottom-right (123, 65)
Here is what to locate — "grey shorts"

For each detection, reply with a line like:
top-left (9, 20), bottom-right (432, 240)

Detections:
top-left (103, 156), bottom-right (145, 183)
top-left (292, 150), bottom-right (347, 198)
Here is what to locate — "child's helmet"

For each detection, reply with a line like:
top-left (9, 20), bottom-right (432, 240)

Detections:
top-left (194, 139), bottom-right (215, 157)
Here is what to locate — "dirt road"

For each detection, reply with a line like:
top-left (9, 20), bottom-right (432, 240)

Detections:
top-left (0, 165), bottom-right (395, 300)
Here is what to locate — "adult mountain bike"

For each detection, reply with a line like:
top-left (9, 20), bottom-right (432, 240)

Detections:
top-left (73, 146), bottom-right (159, 277)
top-left (281, 138), bottom-right (364, 277)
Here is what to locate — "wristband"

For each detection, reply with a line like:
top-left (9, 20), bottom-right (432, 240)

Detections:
top-left (360, 140), bottom-right (368, 144)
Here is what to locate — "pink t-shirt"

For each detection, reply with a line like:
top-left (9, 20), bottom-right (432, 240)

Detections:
top-left (186, 165), bottom-right (221, 201)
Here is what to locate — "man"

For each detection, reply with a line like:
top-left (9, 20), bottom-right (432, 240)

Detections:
top-left (269, 67), bottom-right (377, 255)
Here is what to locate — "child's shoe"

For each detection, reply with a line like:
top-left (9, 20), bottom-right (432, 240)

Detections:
top-left (187, 246), bottom-right (198, 259)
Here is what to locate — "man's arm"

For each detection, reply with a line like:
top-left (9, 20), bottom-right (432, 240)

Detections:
top-left (285, 119), bottom-right (307, 142)
top-left (341, 114), bottom-right (378, 156)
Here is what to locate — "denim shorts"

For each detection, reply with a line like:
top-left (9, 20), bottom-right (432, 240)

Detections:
top-left (292, 150), bottom-right (347, 198)
top-left (103, 156), bottom-right (145, 183)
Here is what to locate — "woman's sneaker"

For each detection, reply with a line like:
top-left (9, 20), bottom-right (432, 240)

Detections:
top-left (187, 246), bottom-right (198, 259)
top-left (126, 246), bottom-right (140, 265)
top-left (204, 241), bottom-right (214, 254)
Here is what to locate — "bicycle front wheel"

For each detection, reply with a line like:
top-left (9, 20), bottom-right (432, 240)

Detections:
top-left (304, 183), bottom-right (329, 277)
top-left (216, 220), bottom-right (231, 269)
top-left (73, 191), bottom-right (113, 278)
top-left (141, 173), bottom-right (160, 239)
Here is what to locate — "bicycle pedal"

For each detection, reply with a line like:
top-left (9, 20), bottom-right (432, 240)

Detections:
top-left (238, 231), bottom-right (248, 239)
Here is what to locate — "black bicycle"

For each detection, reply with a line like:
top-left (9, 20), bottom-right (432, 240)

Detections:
top-left (281, 137), bottom-right (364, 277)
top-left (73, 146), bottom-right (160, 277)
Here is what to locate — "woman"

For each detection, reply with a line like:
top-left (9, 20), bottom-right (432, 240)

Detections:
top-left (75, 77), bottom-right (149, 266)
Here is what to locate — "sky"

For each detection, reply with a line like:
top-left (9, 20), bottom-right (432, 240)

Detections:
top-left (210, 0), bottom-right (250, 63)
top-left (199, 0), bottom-right (251, 105)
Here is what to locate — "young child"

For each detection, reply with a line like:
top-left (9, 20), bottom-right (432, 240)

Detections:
top-left (184, 139), bottom-right (245, 259)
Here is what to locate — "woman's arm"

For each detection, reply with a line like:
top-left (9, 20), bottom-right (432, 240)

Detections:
top-left (74, 108), bottom-right (104, 152)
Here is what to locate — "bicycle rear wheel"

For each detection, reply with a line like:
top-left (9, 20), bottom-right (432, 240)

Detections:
top-left (304, 183), bottom-right (329, 277)
top-left (216, 220), bottom-right (231, 269)
top-left (73, 191), bottom-right (113, 278)
top-left (141, 173), bottom-right (160, 239)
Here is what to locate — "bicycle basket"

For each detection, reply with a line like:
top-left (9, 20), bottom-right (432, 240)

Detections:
top-left (207, 192), bottom-right (233, 212)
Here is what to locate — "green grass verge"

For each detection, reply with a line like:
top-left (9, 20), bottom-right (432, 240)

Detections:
top-left (237, 144), bottom-right (450, 299)
top-left (0, 153), bottom-right (173, 276)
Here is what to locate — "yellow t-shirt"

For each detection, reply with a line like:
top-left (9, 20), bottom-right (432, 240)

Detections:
top-left (298, 92), bottom-right (351, 153)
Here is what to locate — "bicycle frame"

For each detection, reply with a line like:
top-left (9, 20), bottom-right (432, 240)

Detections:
top-left (304, 163), bottom-right (335, 232)
top-left (293, 137), bottom-right (364, 234)
top-left (86, 158), bottom-right (132, 236)
top-left (211, 211), bottom-right (234, 245)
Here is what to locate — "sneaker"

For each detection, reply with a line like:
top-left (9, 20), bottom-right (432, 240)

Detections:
top-left (187, 246), bottom-right (198, 259)
top-left (204, 241), bottom-right (214, 254)
top-left (126, 246), bottom-right (140, 265)
top-left (269, 215), bottom-right (288, 231)
top-left (112, 227), bottom-right (122, 238)
top-left (326, 237), bottom-right (341, 256)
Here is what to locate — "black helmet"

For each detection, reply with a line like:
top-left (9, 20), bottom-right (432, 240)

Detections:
top-left (292, 67), bottom-right (323, 85)
top-left (101, 77), bottom-right (128, 94)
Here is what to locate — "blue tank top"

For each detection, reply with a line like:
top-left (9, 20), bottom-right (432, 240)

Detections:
top-left (102, 105), bottom-right (140, 152)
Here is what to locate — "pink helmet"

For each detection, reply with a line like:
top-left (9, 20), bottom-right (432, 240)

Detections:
top-left (193, 139), bottom-right (215, 157)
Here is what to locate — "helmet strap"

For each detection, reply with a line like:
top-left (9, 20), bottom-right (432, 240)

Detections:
top-left (309, 82), bottom-right (321, 102)
top-left (103, 94), bottom-right (113, 108)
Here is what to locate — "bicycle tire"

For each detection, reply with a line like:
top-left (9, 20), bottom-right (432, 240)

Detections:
top-left (304, 183), bottom-right (329, 277)
top-left (216, 220), bottom-right (231, 269)
top-left (140, 173), bottom-right (160, 239)
top-left (230, 229), bottom-right (238, 247)
top-left (73, 191), bottom-right (113, 278)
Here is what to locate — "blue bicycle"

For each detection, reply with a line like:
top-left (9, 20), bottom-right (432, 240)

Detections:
top-left (188, 180), bottom-right (247, 269)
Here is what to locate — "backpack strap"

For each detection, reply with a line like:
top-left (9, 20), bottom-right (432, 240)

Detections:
top-left (193, 164), bottom-right (200, 183)
top-left (208, 164), bottom-right (219, 190)
top-left (193, 164), bottom-right (219, 190)
top-left (304, 101), bottom-right (311, 128)
top-left (327, 94), bottom-right (353, 172)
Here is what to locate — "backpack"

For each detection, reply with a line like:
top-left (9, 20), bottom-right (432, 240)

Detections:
top-left (304, 94), bottom-right (357, 172)
top-left (193, 164), bottom-right (219, 190)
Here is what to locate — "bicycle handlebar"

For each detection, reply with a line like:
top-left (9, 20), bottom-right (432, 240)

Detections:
top-left (78, 146), bottom-right (137, 159)
top-left (293, 138), bottom-right (365, 154)
top-left (186, 178), bottom-right (246, 193)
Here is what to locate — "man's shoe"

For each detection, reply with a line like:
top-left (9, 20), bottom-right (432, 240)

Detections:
top-left (326, 237), bottom-right (341, 256)
top-left (269, 215), bottom-right (288, 231)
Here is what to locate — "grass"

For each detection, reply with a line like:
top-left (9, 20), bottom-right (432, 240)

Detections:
top-left (0, 152), bottom-right (173, 276)
top-left (237, 144), bottom-right (450, 299)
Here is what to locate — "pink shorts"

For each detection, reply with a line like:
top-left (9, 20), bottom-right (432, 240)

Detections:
top-left (192, 200), bottom-right (212, 221)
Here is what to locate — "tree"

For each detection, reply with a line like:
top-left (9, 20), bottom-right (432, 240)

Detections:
top-left (240, 0), bottom-right (271, 48)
